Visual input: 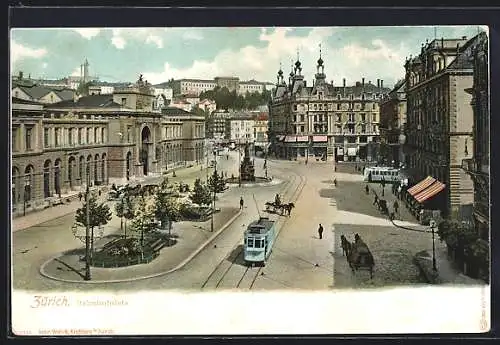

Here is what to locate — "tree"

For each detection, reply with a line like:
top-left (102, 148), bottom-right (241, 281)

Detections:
top-left (75, 193), bottom-right (112, 260)
top-left (115, 195), bottom-right (135, 239)
top-left (208, 170), bottom-right (226, 193)
top-left (154, 192), bottom-right (181, 245)
top-left (130, 196), bottom-right (156, 255)
top-left (190, 178), bottom-right (212, 206)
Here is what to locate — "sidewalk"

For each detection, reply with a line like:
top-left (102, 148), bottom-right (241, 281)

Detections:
top-left (12, 163), bottom-right (211, 232)
top-left (367, 184), bottom-right (482, 285)
top-left (12, 187), bottom-right (110, 232)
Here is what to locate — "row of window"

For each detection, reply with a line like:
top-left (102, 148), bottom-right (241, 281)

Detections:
top-left (245, 237), bottom-right (265, 248)
top-left (295, 124), bottom-right (378, 134)
top-left (294, 103), bottom-right (379, 112)
top-left (43, 127), bottom-right (107, 148)
top-left (292, 114), bottom-right (378, 122)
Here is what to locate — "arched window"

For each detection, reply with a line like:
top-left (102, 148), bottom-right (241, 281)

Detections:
top-left (79, 156), bottom-right (85, 181)
top-left (94, 154), bottom-right (100, 182)
top-left (54, 158), bottom-right (62, 196)
top-left (101, 153), bottom-right (107, 183)
top-left (24, 165), bottom-right (34, 202)
top-left (43, 159), bottom-right (52, 198)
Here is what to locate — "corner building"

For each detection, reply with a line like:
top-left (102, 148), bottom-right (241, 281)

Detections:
top-left (403, 35), bottom-right (480, 217)
top-left (268, 53), bottom-right (389, 162)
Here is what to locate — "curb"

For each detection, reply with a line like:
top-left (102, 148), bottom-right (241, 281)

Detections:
top-left (227, 179), bottom-right (283, 188)
top-left (39, 209), bottom-right (244, 284)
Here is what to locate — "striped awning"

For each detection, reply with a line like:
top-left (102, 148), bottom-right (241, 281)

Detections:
top-left (313, 135), bottom-right (328, 142)
top-left (414, 181), bottom-right (446, 203)
top-left (296, 135), bottom-right (309, 142)
top-left (407, 176), bottom-right (436, 196)
top-left (284, 135), bottom-right (297, 142)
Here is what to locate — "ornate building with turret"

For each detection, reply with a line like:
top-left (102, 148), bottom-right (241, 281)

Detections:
top-left (268, 49), bottom-right (390, 162)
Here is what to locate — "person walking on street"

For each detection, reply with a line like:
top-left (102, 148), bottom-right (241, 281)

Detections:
top-left (373, 194), bottom-right (379, 206)
top-left (78, 192), bottom-right (83, 201)
top-left (365, 185), bottom-right (369, 195)
top-left (318, 224), bottom-right (324, 239)
top-left (240, 196), bottom-right (244, 209)
top-left (393, 200), bottom-right (399, 219)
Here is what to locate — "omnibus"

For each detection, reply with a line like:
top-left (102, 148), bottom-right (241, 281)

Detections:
top-left (363, 166), bottom-right (401, 183)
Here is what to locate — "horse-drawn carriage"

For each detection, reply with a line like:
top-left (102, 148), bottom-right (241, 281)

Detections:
top-left (340, 233), bottom-right (375, 279)
top-left (264, 201), bottom-right (295, 216)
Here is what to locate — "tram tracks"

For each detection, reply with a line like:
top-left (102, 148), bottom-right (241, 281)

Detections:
top-left (201, 171), bottom-right (307, 290)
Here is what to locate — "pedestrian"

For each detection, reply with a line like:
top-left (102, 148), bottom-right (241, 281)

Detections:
top-left (333, 178), bottom-right (337, 186)
top-left (393, 200), bottom-right (399, 217)
top-left (98, 189), bottom-right (102, 196)
top-left (365, 185), bottom-right (369, 195)
top-left (373, 194), bottom-right (378, 206)
top-left (240, 196), bottom-right (244, 209)
top-left (318, 224), bottom-right (324, 239)
top-left (334, 166), bottom-right (337, 172)
top-left (78, 192), bottom-right (82, 201)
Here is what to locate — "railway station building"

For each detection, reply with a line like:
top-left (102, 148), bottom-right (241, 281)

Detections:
top-left (11, 76), bottom-right (206, 216)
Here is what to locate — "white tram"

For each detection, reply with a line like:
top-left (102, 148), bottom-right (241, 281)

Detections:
top-left (363, 166), bottom-right (401, 183)
top-left (243, 217), bottom-right (276, 266)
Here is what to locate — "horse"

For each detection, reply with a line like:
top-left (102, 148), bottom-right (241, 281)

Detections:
top-left (348, 234), bottom-right (374, 279)
top-left (282, 202), bottom-right (295, 216)
top-left (340, 235), bottom-right (351, 256)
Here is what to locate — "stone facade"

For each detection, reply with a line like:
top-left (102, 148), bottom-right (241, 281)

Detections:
top-left (269, 53), bottom-right (389, 162)
top-left (462, 31), bottom-right (489, 240)
top-left (11, 77), bottom-right (206, 215)
top-left (404, 35), bottom-right (480, 217)
top-left (379, 80), bottom-right (407, 166)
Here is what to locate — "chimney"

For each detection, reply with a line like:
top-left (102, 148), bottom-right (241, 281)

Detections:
top-left (377, 79), bottom-right (380, 88)
top-left (380, 80), bottom-right (383, 89)
top-left (18, 71), bottom-right (23, 80)
top-left (362, 78), bottom-right (365, 87)
top-left (343, 78), bottom-right (346, 87)
top-left (462, 36), bottom-right (467, 40)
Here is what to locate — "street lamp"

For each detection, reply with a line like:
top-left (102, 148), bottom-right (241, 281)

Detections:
top-left (430, 219), bottom-right (437, 271)
top-left (238, 147), bottom-right (242, 187)
top-left (23, 175), bottom-right (29, 216)
top-left (264, 150), bottom-right (268, 179)
top-left (211, 151), bottom-right (216, 232)
top-left (84, 169), bottom-right (91, 281)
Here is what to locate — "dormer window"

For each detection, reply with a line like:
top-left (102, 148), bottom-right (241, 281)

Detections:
top-left (121, 98), bottom-right (127, 106)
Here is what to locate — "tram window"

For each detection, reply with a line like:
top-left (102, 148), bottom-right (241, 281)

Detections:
top-left (247, 238), bottom-right (254, 247)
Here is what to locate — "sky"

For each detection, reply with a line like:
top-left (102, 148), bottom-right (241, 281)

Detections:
top-left (10, 26), bottom-right (486, 89)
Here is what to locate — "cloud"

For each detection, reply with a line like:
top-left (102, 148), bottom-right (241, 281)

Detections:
top-left (111, 28), bottom-right (166, 49)
top-left (142, 27), bottom-right (336, 84)
top-left (71, 66), bottom-right (82, 77)
top-left (182, 30), bottom-right (203, 41)
top-left (42, 62), bottom-right (48, 69)
top-left (10, 40), bottom-right (48, 66)
top-left (142, 27), bottom-right (415, 88)
top-left (73, 28), bottom-right (101, 39)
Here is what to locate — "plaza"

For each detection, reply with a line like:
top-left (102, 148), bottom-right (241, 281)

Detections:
top-left (12, 150), bottom-right (482, 292)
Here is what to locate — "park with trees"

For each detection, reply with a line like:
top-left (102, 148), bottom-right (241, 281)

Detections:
top-left (72, 176), bottom-right (230, 268)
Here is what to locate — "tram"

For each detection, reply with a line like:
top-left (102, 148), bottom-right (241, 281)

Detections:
top-left (243, 217), bottom-right (276, 266)
top-left (363, 166), bottom-right (401, 183)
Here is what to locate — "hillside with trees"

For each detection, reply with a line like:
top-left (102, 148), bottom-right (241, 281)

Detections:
top-left (199, 86), bottom-right (271, 111)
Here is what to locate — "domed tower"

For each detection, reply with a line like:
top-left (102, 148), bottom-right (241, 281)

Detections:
top-left (276, 62), bottom-right (286, 86)
top-left (289, 59), bottom-right (295, 85)
top-left (315, 43), bottom-right (326, 84)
